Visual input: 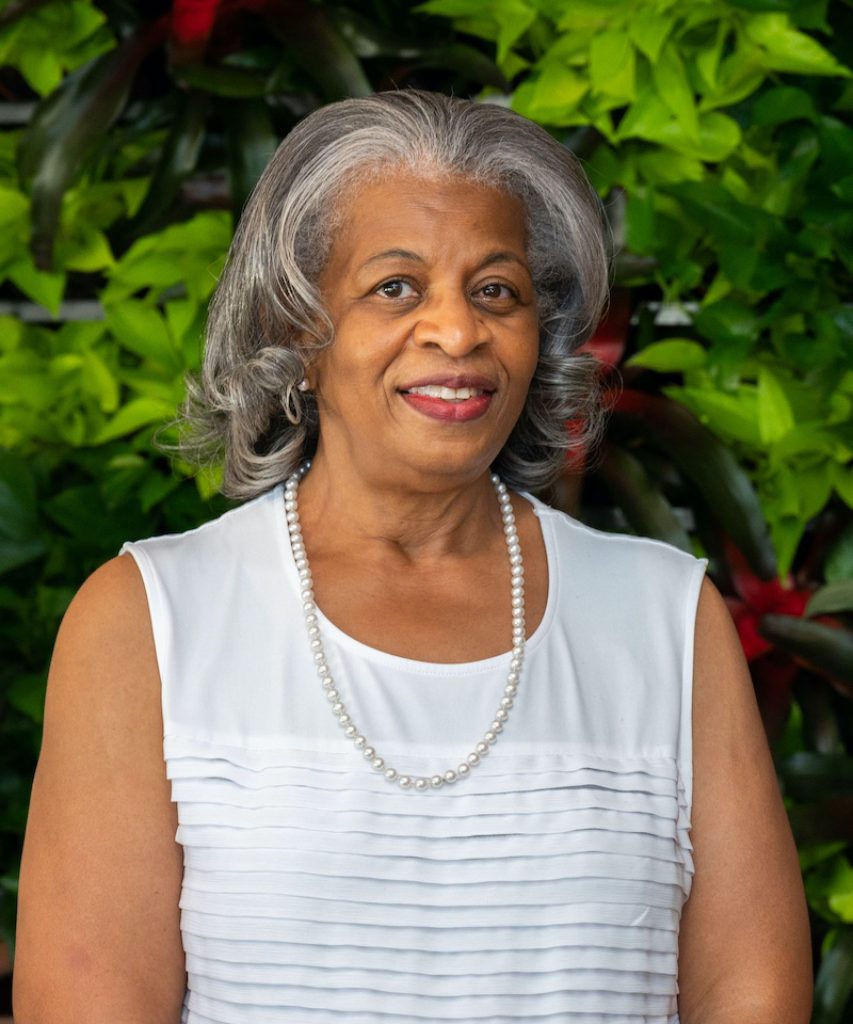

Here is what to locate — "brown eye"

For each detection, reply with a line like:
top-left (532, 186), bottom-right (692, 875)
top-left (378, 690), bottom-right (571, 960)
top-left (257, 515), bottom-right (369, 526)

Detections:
top-left (478, 282), bottom-right (517, 301)
top-left (377, 279), bottom-right (416, 299)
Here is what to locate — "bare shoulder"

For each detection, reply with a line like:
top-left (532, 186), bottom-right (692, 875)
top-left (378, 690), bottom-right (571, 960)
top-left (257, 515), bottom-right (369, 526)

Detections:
top-left (677, 575), bottom-right (812, 1023)
top-left (14, 554), bottom-right (185, 1023)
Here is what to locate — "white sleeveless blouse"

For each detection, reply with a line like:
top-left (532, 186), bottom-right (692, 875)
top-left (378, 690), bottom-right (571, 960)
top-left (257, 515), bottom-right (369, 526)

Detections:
top-left (120, 484), bottom-right (707, 1024)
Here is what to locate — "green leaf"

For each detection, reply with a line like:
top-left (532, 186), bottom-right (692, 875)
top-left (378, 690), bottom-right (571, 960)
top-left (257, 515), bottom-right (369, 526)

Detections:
top-left (92, 397), bottom-right (177, 444)
top-left (753, 85), bottom-right (818, 125)
top-left (81, 350), bottom-right (119, 413)
top-left (627, 10), bottom-right (672, 63)
top-left (834, 464), bottom-right (853, 508)
top-left (0, 451), bottom-right (45, 574)
top-left (594, 443), bottom-right (692, 551)
top-left (825, 525), bottom-right (853, 583)
top-left (6, 673), bottom-right (46, 724)
top-left (744, 13), bottom-right (852, 76)
top-left (758, 367), bottom-right (795, 443)
top-left (694, 298), bottom-right (760, 349)
top-left (627, 339), bottom-right (707, 372)
top-left (103, 301), bottom-right (181, 370)
top-left (652, 42), bottom-right (698, 140)
top-left (224, 98), bottom-right (279, 215)
top-left (759, 614), bottom-right (853, 684)
top-left (814, 925), bottom-right (853, 1024)
top-left (807, 581), bottom-right (853, 618)
top-left (6, 254), bottom-right (65, 314)
top-left (18, 46), bottom-right (63, 96)
top-left (513, 60), bottom-right (589, 124)
top-left (667, 385), bottom-right (762, 445)
top-left (589, 31), bottom-right (635, 102)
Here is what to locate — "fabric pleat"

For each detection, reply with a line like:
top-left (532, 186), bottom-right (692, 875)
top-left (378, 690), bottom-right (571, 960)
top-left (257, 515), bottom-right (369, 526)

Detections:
top-left (120, 485), bottom-right (706, 1023)
top-left (166, 735), bottom-right (691, 1023)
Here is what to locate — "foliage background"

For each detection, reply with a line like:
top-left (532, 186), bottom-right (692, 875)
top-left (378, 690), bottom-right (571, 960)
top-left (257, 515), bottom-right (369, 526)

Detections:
top-left (0, 0), bottom-right (851, 1019)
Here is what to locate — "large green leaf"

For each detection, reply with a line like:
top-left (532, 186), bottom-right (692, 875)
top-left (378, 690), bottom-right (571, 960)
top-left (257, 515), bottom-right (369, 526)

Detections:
top-left (18, 17), bottom-right (167, 270)
top-left (614, 391), bottom-right (776, 577)
top-left (813, 926), bottom-right (853, 1024)
top-left (807, 581), bottom-right (853, 618)
top-left (594, 443), bottom-right (692, 551)
top-left (118, 89), bottom-right (209, 243)
top-left (760, 614), bottom-right (853, 685)
top-left (744, 13), bottom-right (852, 76)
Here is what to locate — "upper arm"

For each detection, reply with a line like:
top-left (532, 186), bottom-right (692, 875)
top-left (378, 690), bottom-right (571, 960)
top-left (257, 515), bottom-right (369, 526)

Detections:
top-left (677, 577), bottom-right (812, 1024)
top-left (13, 554), bottom-right (185, 1024)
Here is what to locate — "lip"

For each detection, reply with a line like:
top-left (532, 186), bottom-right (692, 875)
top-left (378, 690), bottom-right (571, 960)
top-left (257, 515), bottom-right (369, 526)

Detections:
top-left (399, 389), bottom-right (494, 423)
top-left (398, 373), bottom-right (497, 393)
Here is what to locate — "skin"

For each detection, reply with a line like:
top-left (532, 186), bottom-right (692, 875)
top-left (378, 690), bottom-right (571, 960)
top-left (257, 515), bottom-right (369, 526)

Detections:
top-left (14, 172), bottom-right (812, 1022)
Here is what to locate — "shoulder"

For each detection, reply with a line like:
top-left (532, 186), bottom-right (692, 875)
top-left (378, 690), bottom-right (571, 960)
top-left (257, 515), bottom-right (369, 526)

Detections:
top-left (48, 554), bottom-right (160, 731)
top-left (119, 485), bottom-right (280, 573)
top-left (529, 496), bottom-right (707, 594)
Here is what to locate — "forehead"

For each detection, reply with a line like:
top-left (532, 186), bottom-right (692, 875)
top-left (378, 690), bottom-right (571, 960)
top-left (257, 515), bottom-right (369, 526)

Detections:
top-left (325, 170), bottom-right (529, 268)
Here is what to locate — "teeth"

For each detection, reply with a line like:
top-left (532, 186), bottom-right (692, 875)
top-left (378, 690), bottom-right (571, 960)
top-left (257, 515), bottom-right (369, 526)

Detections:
top-left (407, 385), bottom-right (485, 400)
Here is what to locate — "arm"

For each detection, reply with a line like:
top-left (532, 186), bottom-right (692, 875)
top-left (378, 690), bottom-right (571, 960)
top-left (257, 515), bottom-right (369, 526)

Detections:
top-left (13, 555), bottom-right (186, 1024)
top-left (677, 577), bottom-right (812, 1024)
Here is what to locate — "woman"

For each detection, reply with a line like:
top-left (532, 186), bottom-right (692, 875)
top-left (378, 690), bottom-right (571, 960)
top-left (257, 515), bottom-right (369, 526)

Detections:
top-left (15, 90), bottom-right (811, 1023)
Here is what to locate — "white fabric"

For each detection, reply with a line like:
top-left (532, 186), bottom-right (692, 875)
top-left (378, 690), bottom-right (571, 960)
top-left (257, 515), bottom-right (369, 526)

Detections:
top-left (120, 484), bottom-right (707, 1023)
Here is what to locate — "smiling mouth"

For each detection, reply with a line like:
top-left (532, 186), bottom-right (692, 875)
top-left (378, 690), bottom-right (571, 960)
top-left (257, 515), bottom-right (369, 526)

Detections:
top-left (401, 384), bottom-right (493, 402)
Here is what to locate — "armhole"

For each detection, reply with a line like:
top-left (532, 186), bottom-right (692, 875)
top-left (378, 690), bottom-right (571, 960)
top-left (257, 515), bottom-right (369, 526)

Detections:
top-left (678, 556), bottom-right (709, 823)
top-left (119, 542), bottom-right (170, 738)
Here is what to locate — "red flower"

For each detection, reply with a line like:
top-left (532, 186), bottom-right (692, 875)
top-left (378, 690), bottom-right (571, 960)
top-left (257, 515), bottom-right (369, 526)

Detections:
top-left (723, 539), bottom-right (810, 661)
top-left (170, 0), bottom-right (223, 47)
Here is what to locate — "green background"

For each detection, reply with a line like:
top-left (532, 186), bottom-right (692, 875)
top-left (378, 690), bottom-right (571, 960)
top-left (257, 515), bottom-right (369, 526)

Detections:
top-left (0, 0), bottom-right (852, 1018)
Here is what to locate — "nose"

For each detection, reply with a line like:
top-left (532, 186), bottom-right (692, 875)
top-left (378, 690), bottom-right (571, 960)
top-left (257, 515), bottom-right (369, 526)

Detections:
top-left (411, 288), bottom-right (492, 357)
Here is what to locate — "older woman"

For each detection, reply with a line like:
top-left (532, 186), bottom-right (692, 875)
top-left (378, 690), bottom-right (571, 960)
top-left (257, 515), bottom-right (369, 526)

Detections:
top-left (15, 91), bottom-right (810, 1023)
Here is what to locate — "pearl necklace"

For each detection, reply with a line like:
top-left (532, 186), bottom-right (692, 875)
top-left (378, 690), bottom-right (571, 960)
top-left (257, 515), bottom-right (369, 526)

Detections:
top-left (283, 463), bottom-right (525, 791)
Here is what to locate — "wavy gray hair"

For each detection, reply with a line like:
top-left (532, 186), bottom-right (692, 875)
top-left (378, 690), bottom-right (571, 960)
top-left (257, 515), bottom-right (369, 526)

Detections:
top-left (177, 89), bottom-right (610, 498)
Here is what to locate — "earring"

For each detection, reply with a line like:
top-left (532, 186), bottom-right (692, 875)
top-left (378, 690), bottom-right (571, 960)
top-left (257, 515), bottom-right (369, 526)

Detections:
top-left (297, 378), bottom-right (310, 392)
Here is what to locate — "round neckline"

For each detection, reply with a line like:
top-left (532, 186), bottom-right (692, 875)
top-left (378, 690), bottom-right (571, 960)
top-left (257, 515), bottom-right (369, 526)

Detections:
top-left (271, 482), bottom-right (558, 677)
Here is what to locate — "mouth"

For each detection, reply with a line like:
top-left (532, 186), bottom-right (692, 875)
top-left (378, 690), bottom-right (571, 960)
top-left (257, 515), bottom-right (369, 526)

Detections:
top-left (398, 378), bottom-right (496, 422)
top-left (401, 384), bottom-right (491, 402)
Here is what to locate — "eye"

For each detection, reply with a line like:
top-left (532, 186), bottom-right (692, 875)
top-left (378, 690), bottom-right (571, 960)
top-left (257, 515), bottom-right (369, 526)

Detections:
top-left (476, 282), bottom-right (519, 303)
top-left (375, 279), bottom-right (417, 299)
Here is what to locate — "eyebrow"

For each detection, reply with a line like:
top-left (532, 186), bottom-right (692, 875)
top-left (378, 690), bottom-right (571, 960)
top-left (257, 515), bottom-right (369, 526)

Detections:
top-left (359, 249), bottom-right (529, 271)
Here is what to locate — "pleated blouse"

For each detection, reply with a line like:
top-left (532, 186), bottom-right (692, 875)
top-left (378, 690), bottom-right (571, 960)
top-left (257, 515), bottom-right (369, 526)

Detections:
top-left (120, 484), bottom-right (707, 1024)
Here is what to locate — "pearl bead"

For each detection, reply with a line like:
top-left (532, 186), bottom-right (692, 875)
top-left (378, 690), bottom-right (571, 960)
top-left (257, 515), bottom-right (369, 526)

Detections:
top-left (286, 467), bottom-right (524, 792)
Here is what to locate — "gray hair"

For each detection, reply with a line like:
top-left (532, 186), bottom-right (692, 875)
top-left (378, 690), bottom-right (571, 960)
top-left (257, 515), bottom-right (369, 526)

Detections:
top-left (176, 89), bottom-right (610, 498)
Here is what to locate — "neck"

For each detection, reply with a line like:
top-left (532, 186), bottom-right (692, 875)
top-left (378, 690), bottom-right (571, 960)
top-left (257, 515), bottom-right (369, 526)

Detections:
top-left (293, 448), bottom-right (505, 563)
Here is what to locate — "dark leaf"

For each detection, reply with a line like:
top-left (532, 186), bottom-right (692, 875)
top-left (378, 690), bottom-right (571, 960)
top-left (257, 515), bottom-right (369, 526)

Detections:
top-left (813, 926), bottom-right (853, 1024)
top-left (223, 97), bottom-right (279, 215)
top-left (18, 16), bottom-right (169, 269)
top-left (594, 444), bottom-right (693, 552)
top-left (613, 391), bottom-right (777, 578)
top-left (759, 613), bottom-right (853, 686)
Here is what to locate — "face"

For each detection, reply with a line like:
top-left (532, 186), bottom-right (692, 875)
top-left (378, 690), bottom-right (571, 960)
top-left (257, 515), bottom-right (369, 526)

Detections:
top-left (307, 170), bottom-right (540, 487)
